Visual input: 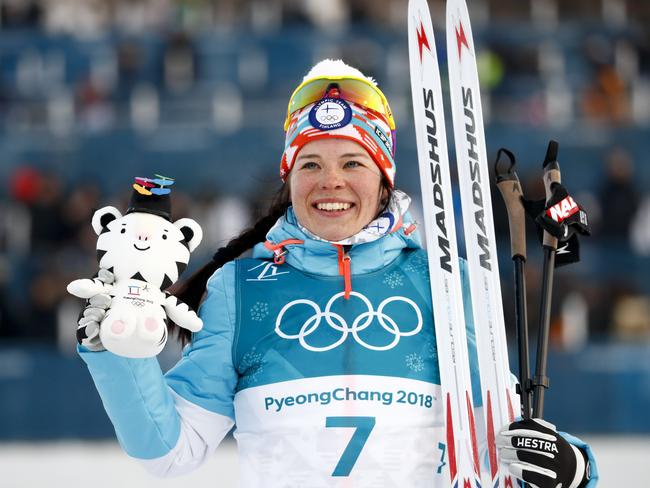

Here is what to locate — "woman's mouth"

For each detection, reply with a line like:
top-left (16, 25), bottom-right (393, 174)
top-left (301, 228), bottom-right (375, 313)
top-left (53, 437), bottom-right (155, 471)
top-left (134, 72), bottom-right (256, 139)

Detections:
top-left (313, 202), bottom-right (354, 212)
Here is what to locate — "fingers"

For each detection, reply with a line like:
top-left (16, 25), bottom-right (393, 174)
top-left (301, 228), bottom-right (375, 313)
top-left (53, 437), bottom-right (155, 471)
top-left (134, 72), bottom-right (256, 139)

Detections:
top-left (88, 293), bottom-right (112, 309)
top-left (499, 427), bottom-right (557, 443)
top-left (530, 418), bottom-right (557, 431)
top-left (501, 448), bottom-right (558, 488)
top-left (76, 292), bottom-right (111, 352)
top-left (506, 461), bottom-right (555, 488)
top-left (503, 417), bottom-right (557, 433)
top-left (83, 321), bottom-right (101, 341)
top-left (97, 268), bottom-right (115, 284)
top-left (82, 306), bottom-right (106, 323)
top-left (77, 318), bottom-right (105, 352)
top-left (79, 313), bottom-right (104, 327)
top-left (498, 417), bottom-right (569, 488)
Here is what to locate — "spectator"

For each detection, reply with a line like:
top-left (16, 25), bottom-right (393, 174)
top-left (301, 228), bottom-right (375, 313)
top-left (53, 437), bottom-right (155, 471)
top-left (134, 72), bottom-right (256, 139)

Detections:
top-left (631, 194), bottom-right (650, 255)
top-left (581, 35), bottom-right (631, 124)
top-left (162, 31), bottom-right (198, 94)
top-left (596, 147), bottom-right (641, 242)
top-left (0, 0), bottom-right (42, 29)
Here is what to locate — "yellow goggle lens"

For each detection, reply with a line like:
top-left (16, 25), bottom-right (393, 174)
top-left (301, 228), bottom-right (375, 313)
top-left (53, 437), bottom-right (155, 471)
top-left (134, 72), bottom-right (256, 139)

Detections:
top-left (284, 76), bottom-right (395, 131)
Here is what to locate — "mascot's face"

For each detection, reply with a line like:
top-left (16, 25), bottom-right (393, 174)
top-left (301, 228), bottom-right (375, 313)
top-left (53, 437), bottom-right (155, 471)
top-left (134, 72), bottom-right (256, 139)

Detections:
top-left (91, 206), bottom-right (203, 288)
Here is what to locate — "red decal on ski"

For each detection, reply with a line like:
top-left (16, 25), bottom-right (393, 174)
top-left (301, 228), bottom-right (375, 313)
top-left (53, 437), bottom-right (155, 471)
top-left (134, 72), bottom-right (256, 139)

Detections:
top-left (501, 393), bottom-right (516, 488)
top-left (455, 21), bottom-right (469, 60)
top-left (506, 388), bottom-right (515, 422)
top-left (486, 391), bottom-right (498, 480)
top-left (416, 21), bottom-right (431, 62)
top-left (465, 391), bottom-right (480, 478)
top-left (446, 394), bottom-right (458, 483)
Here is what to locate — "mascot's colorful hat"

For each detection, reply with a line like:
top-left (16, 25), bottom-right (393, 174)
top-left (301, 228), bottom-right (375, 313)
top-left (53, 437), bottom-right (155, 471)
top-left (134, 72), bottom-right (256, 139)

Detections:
top-left (127, 175), bottom-right (175, 221)
top-left (281, 59), bottom-right (396, 187)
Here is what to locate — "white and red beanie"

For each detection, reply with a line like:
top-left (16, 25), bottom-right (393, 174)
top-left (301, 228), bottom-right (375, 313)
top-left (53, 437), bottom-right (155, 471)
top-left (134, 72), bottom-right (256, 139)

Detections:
top-left (280, 60), bottom-right (396, 187)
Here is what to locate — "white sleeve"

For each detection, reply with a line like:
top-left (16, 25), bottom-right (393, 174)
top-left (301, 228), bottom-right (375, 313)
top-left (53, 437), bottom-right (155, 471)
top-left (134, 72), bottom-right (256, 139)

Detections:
top-left (138, 389), bottom-right (235, 477)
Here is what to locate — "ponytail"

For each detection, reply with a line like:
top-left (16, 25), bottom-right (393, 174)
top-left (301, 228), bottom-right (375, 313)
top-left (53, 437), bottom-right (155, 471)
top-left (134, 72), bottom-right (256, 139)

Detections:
top-left (168, 185), bottom-right (290, 345)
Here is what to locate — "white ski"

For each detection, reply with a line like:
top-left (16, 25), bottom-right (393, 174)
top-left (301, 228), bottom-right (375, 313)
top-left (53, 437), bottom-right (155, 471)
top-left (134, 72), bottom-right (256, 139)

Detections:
top-left (407, 0), bottom-right (481, 486)
top-left (446, 0), bottom-right (518, 487)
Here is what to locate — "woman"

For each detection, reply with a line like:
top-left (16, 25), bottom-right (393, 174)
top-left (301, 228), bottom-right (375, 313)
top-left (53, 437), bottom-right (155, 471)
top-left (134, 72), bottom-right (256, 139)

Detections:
top-left (79, 60), bottom-right (597, 487)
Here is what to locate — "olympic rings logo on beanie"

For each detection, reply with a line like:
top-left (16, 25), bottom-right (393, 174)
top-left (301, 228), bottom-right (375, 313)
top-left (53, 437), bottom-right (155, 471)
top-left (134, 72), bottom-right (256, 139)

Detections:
top-left (281, 100), bottom-right (396, 187)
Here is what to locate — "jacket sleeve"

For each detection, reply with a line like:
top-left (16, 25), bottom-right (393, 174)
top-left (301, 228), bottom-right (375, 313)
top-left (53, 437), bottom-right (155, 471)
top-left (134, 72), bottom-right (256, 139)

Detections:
top-left (560, 432), bottom-right (599, 487)
top-left (78, 262), bottom-right (239, 477)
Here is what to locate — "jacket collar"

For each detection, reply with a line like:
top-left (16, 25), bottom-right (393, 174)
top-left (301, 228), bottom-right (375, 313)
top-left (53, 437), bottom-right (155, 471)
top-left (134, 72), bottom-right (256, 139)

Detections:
top-left (252, 202), bottom-right (422, 277)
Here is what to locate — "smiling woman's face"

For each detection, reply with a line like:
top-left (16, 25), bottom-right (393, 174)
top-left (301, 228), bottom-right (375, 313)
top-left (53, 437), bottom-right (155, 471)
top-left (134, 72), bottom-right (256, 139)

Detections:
top-left (289, 138), bottom-right (387, 242)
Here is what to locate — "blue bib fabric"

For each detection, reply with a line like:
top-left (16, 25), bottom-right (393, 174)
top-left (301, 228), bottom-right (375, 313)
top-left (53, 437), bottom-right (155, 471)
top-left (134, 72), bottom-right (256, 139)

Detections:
top-left (234, 249), bottom-right (440, 392)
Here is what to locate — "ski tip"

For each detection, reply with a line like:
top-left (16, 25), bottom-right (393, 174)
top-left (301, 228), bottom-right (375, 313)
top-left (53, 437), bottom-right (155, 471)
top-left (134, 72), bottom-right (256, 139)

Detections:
top-left (543, 140), bottom-right (559, 167)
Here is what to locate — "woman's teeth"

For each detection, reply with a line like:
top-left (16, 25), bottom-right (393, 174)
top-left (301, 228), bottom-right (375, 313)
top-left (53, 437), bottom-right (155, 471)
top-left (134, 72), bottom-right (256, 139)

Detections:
top-left (316, 202), bottom-right (352, 211)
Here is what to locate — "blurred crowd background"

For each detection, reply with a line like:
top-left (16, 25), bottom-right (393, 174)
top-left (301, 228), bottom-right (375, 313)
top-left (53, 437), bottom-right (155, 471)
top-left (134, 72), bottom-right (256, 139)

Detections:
top-left (0, 0), bottom-right (649, 444)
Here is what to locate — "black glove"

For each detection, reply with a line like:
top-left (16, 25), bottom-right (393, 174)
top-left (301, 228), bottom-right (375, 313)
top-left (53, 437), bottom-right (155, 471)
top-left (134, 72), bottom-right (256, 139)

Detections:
top-left (522, 184), bottom-right (590, 267)
top-left (497, 418), bottom-right (592, 488)
top-left (536, 183), bottom-right (590, 242)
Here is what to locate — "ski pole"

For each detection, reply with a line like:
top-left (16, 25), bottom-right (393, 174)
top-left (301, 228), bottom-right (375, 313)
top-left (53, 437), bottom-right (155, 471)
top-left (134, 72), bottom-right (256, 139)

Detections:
top-left (532, 141), bottom-right (561, 418)
top-left (494, 148), bottom-right (532, 420)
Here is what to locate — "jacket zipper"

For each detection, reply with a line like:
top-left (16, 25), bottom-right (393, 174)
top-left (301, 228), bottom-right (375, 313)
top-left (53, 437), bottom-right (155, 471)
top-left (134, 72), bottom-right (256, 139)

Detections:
top-left (336, 244), bottom-right (352, 300)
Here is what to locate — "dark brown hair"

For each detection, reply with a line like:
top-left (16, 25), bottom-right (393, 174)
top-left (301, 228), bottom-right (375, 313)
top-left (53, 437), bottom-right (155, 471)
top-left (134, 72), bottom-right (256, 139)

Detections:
top-left (168, 178), bottom-right (392, 346)
top-left (167, 185), bottom-right (291, 345)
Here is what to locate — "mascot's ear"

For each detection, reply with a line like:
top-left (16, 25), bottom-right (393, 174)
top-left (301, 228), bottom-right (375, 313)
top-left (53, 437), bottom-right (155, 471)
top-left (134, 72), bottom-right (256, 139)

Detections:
top-left (91, 206), bottom-right (122, 235)
top-left (175, 218), bottom-right (203, 253)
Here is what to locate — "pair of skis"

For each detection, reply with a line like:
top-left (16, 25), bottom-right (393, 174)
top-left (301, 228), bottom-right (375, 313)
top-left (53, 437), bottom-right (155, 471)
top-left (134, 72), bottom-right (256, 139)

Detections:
top-left (408, 0), bottom-right (516, 487)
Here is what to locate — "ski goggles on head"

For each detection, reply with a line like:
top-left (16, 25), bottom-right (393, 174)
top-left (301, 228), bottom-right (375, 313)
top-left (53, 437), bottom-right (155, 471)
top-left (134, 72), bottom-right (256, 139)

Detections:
top-left (284, 75), bottom-right (396, 131)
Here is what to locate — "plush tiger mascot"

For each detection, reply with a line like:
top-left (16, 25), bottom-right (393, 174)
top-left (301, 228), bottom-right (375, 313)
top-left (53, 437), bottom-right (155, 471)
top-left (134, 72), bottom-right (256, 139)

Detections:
top-left (67, 176), bottom-right (203, 358)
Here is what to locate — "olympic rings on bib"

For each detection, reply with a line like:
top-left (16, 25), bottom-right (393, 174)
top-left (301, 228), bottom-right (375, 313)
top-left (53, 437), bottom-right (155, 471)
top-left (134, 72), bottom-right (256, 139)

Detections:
top-left (274, 291), bottom-right (423, 352)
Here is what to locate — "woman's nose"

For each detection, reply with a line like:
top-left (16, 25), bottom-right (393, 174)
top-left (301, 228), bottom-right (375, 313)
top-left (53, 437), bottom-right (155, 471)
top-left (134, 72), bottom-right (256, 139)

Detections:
top-left (319, 167), bottom-right (346, 189)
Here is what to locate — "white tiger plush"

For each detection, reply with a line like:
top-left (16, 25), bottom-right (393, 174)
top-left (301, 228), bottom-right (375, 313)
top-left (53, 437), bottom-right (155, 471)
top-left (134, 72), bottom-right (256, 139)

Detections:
top-left (67, 205), bottom-right (203, 358)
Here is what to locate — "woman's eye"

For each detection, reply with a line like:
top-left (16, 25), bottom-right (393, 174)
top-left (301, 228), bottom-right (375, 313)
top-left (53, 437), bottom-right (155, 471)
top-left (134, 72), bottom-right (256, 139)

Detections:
top-left (301, 161), bottom-right (319, 170)
top-left (344, 160), bottom-right (362, 168)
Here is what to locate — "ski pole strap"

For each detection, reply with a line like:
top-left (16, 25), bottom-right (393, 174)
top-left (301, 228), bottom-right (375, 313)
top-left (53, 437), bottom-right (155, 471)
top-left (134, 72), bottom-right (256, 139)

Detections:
top-left (515, 378), bottom-right (534, 400)
top-left (494, 147), bottom-right (527, 260)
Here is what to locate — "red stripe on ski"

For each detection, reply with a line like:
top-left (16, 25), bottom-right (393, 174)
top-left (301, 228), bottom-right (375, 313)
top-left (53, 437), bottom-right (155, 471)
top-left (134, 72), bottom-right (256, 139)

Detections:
top-left (502, 390), bottom-right (517, 488)
top-left (465, 391), bottom-right (480, 478)
top-left (486, 391), bottom-right (498, 480)
top-left (446, 393), bottom-right (458, 484)
top-left (506, 388), bottom-right (515, 422)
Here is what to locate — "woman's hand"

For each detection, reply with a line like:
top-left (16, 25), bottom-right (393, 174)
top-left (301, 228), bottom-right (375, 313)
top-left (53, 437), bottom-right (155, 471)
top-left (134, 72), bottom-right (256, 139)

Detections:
top-left (497, 417), bottom-right (592, 488)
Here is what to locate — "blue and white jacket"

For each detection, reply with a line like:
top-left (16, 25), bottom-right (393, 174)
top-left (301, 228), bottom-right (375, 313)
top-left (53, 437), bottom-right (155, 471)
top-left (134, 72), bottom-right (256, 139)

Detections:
top-left (79, 207), bottom-right (598, 487)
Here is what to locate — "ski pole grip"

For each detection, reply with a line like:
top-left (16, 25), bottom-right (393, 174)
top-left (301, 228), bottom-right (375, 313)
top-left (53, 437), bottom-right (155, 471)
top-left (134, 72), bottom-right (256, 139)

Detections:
top-left (495, 148), bottom-right (526, 260)
top-left (542, 140), bottom-right (561, 249)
